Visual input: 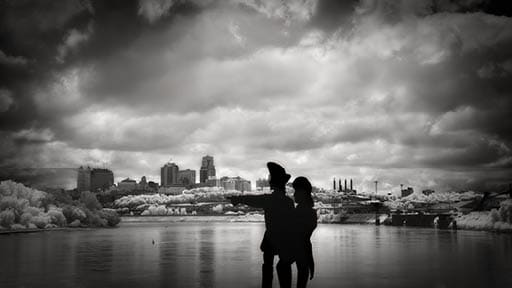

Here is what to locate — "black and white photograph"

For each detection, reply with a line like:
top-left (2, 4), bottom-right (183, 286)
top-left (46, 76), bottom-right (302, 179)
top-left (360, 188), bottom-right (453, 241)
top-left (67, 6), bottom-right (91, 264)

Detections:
top-left (1, 0), bottom-right (511, 287)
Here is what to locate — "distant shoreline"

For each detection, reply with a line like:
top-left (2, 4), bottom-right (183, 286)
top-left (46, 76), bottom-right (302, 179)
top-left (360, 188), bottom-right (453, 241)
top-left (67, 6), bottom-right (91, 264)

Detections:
top-left (120, 215), bottom-right (265, 223)
top-left (0, 227), bottom-right (100, 235)
top-left (3, 214), bottom-right (511, 234)
top-left (0, 215), bottom-right (264, 234)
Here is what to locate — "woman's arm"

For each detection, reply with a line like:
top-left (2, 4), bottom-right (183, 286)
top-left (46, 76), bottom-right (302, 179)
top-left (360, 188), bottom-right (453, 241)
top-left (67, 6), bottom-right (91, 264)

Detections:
top-left (307, 241), bottom-right (315, 279)
top-left (308, 210), bottom-right (317, 279)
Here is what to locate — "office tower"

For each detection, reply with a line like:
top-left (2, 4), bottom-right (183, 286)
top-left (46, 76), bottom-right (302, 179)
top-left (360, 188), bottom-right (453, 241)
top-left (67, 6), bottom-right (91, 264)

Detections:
top-left (178, 169), bottom-right (196, 186)
top-left (200, 155), bottom-right (216, 183)
top-left (77, 166), bottom-right (91, 192)
top-left (161, 162), bottom-right (179, 187)
top-left (77, 166), bottom-right (114, 192)
top-left (90, 168), bottom-right (114, 191)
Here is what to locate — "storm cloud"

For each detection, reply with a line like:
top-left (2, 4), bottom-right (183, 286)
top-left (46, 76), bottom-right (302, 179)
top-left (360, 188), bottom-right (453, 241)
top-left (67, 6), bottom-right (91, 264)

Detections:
top-left (0, 0), bottom-right (511, 193)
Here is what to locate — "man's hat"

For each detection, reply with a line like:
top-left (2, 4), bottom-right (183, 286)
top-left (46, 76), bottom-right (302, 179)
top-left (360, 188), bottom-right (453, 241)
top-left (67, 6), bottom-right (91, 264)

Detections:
top-left (267, 162), bottom-right (291, 185)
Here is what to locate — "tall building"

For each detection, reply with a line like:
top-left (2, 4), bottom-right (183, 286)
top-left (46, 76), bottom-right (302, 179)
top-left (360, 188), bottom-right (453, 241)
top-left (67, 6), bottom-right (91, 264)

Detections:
top-left (77, 167), bottom-right (114, 192)
top-left (118, 178), bottom-right (137, 191)
top-left (90, 169), bottom-right (114, 191)
top-left (139, 176), bottom-right (148, 190)
top-left (221, 177), bottom-right (236, 191)
top-left (147, 181), bottom-right (158, 191)
top-left (178, 169), bottom-right (196, 186)
top-left (256, 178), bottom-right (269, 190)
top-left (200, 155), bottom-right (216, 183)
top-left (206, 176), bottom-right (221, 187)
top-left (220, 176), bottom-right (251, 192)
top-left (77, 166), bottom-right (91, 192)
top-left (235, 178), bottom-right (251, 192)
top-left (161, 162), bottom-right (179, 187)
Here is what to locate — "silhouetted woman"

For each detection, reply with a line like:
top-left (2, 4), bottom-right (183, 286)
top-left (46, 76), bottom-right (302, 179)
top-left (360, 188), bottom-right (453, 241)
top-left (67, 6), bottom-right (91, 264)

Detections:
top-left (292, 177), bottom-right (317, 288)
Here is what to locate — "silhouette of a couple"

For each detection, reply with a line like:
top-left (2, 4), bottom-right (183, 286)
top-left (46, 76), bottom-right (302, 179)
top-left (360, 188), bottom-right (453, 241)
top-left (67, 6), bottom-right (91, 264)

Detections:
top-left (229, 162), bottom-right (317, 288)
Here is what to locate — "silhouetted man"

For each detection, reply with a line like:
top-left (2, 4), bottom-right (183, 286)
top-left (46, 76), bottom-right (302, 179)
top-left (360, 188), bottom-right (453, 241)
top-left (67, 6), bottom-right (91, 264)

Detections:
top-left (229, 162), bottom-right (294, 288)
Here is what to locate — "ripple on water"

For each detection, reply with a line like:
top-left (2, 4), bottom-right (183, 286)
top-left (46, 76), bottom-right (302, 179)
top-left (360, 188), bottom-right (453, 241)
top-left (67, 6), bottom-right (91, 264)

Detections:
top-left (0, 222), bottom-right (511, 288)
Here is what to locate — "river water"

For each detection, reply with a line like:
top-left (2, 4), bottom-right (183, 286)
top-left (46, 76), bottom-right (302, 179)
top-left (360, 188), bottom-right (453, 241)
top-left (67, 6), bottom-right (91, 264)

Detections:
top-left (1, 219), bottom-right (511, 288)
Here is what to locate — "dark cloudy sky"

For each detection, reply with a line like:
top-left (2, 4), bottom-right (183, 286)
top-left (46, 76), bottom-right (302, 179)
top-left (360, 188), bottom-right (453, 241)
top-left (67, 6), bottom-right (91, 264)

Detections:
top-left (1, 0), bottom-right (511, 193)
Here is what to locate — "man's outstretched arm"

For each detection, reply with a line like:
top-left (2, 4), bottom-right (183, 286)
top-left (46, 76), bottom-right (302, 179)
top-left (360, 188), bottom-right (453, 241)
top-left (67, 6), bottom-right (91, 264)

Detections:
top-left (227, 195), bottom-right (269, 208)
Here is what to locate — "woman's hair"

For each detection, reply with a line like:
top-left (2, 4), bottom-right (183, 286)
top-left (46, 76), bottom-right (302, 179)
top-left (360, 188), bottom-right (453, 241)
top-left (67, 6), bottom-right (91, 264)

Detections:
top-left (292, 176), bottom-right (314, 207)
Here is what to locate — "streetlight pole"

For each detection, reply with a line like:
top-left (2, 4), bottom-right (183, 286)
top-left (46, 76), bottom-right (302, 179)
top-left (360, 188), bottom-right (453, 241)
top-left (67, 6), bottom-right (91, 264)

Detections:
top-left (373, 180), bottom-right (380, 225)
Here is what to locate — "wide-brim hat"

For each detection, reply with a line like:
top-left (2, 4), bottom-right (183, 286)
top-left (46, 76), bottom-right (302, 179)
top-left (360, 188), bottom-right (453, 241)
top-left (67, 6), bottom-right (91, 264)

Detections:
top-left (267, 162), bottom-right (291, 185)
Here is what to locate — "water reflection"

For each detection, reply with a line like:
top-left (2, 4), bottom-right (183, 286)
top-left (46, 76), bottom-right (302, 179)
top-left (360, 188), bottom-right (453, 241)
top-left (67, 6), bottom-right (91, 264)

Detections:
top-left (198, 227), bottom-right (215, 288)
top-left (0, 223), bottom-right (511, 288)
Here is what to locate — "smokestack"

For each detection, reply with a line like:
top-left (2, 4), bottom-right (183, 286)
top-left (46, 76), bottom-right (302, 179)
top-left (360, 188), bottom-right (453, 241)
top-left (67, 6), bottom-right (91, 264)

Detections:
top-left (350, 179), bottom-right (353, 191)
top-left (344, 179), bottom-right (347, 192)
top-left (333, 178), bottom-right (336, 191)
top-left (338, 179), bottom-right (342, 192)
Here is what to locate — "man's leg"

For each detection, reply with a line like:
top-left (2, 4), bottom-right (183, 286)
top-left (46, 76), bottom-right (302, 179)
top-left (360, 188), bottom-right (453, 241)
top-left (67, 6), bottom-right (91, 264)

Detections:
top-left (276, 260), bottom-right (292, 288)
top-left (262, 252), bottom-right (274, 288)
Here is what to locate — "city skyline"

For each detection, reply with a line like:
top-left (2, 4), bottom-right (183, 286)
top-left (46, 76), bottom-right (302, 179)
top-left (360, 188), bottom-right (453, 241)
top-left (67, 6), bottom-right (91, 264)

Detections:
top-left (1, 1), bottom-right (511, 194)
top-left (15, 154), bottom-right (498, 195)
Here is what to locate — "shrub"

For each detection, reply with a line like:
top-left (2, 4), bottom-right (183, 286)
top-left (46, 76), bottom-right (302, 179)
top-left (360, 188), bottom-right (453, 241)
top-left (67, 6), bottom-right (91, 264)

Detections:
top-left (20, 212), bottom-right (33, 226)
top-left (48, 208), bottom-right (67, 227)
top-left (24, 206), bottom-right (41, 216)
top-left (498, 200), bottom-right (512, 223)
top-left (100, 209), bottom-right (121, 227)
top-left (0, 209), bottom-right (15, 228)
top-left (48, 189), bottom-right (73, 205)
top-left (0, 181), bottom-right (14, 196)
top-left (11, 223), bottom-right (26, 230)
top-left (0, 180), bottom-right (122, 229)
top-left (490, 209), bottom-right (500, 223)
top-left (0, 180), bottom-right (48, 208)
top-left (0, 196), bottom-right (18, 211)
top-left (31, 215), bottom-right (50, 229)
top-left (27, 189), bottom-right (47, 208)
top-left (62, 205), bottom-right (87, 223)
top-left (83, 208), bottom-right (107, 227)
top-left (69, 219), bottom-right (81, 227)
top-left (80, 191), bottom-right (102, 211)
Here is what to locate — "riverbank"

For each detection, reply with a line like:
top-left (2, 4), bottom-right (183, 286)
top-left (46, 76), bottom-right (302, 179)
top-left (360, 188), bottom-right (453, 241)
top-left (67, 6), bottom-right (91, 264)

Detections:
top-left (121, 214), bottom-right (265, 223)
top-left (3, 212), bottom-right (511, 235)
top-left (0, 180), bottom-right (121, 232)
top-left (454, 211), bottom-right (512, 233)
top-left (0, 226), bottom-right (105, 235)
top-left (120, 213), bottom-right (388, 224)
top-left (0, 227), bottom-right (66, 235)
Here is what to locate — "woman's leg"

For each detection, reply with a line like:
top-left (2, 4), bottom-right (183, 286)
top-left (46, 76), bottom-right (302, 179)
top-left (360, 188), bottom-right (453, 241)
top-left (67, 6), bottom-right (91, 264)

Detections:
top-left (296, 261), bottom-right (309, 288)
